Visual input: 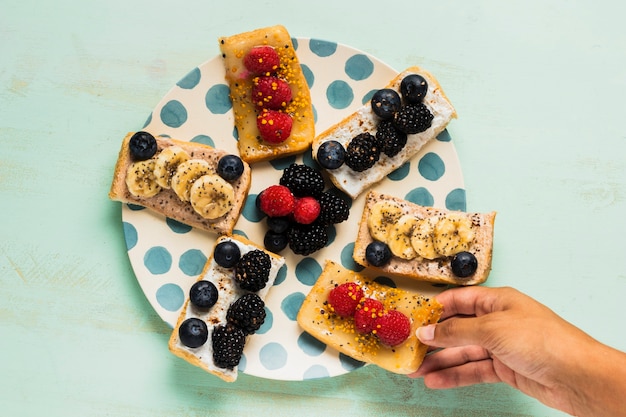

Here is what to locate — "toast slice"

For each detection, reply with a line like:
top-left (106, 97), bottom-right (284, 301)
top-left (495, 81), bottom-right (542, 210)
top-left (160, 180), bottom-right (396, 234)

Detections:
top-left (353, 191), bottom-right (496, 285)
top-left (218, 25), bottom-right (315, 164)
top-left (109, 132), bottom-right (251, 235)
top-left (296, 260), bottom-right (443, 374)
top-left (168, 235), bottom-right (285, 382)
top-left (312, 66), bottom-right (456, 199)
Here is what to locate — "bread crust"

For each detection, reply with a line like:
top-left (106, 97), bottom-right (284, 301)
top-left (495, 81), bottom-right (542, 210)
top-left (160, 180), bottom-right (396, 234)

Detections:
top-left (312, 66), bottom-right (457, 199)
top-left (353, 191), bottom-right (496, 286)
top-left (218, 25), bottom-right (315, 163)
top-left (168, 235), bottom-right (285, 382)
top-left (296, 260), bottom-right (443, 374)
top-left (109, 132), bottom-right (251, 235)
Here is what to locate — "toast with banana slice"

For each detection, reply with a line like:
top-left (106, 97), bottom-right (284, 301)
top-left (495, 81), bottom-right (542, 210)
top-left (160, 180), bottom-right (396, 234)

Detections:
top-left (109, 131), bottom-right (251, 235)
top-left (169, 235), bottom-right (285, 382)
top-left (296, 260), bottom-right (443, 374)
top-left (218, 25), bottom-right (315, 164)
top-left (353, 191), bottom-right (496, 285)
top-left (312, 66), bottom-right (456, 199)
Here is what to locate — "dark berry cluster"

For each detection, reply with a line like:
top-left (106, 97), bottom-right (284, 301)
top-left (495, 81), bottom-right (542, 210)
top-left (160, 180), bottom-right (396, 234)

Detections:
top-left (316, 74), bottom-right (434, 172)
top-left (258, 163), bottom-right (350, 256)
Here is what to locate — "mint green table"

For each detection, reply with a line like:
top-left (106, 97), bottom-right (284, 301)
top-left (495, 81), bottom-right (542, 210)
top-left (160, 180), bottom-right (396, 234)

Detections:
top-left (2, 1), bottom-right (624, 416)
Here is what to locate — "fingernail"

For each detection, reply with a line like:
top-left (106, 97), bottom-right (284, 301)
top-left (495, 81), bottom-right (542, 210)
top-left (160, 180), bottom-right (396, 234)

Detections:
top-left (417, 324), bottom-right (436, 342)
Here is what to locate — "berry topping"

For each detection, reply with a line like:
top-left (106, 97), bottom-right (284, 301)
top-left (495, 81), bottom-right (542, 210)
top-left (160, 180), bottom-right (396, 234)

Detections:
top-left (376, 119), bottom-right (408, 157)
top-left (217, 154), bottom-right (244, 181)
top-left (258, 184), bottom-right (296, 217)
top-left (129, 131), bottom-right (157, 161)
top-left (316, 191), bottom-right (350, 226)
top-left (316, 140), bottom-right (346, 170)
top-left (213, 240), bottom-right (241, 268)
top-left (279, 163), bottom-right (325, 197)
top-left (365, 241), bottom-right (392, 267)
top-left (234, 250), bottom-right (272, 292)
top-left (393, 103), bottom-right (434, 134)
top-left (257, 110), bottom-right (293, 144)
top-left (345, 133), bottom-right (381, 172)
top-left (400, 74), bottom-right (428, 104)
top-left (327, 282), bottom-right (364, 318)
top-left (354, 298), bottom-right (385, 334)
top-left (451, 251), bottom-right (478, 278)
top-left (252, 76), bottom-right (292, 110)
top-left (212, 324), bottom-right (246, 369)
top-left (293, 196), bottom-right (321, 225)
top-left (243, 45), bottom-right (280, 75)
top-left (373, 309), bottom-right (411, 346)
top-left (264, 230), bottom-right (289, 253)
top-left (178, 317), bottom-right (208, 348)
top-left (189, 280), bottom-right (219, 310)
top-left (226, 293), bottom-right (266, 335)
top-left (371, 88), bottom-right (402, 119)
top-left (287, 223), bottom-right (328, 256)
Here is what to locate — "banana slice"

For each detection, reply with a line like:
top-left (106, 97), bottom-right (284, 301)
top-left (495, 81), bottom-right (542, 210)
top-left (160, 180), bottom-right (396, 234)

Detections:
top-left (189, 174), bottom-right (235, 220)
top-left (387, 215), bottom-right (419, 260)
top-left (153, 146), bottom-right (190, 189)
top-left (367, 200), bottom-right (405, 242)
top-left (410, 217), bottom-right (439, 260)
top-left (433, 213), bottom-right (475, 257)
top-left (171, 159), bottom-right (213, 202)
top-left (125, 160), bottom-right (162, 198)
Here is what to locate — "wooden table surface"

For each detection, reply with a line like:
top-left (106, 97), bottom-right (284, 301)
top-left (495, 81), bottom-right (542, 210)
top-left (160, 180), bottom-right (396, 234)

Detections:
top-left (2, 1), bottom-right (625, 416)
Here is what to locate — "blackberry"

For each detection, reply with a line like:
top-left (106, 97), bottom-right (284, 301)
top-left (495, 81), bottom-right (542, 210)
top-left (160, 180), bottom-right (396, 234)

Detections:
top-left (393, 103), bottom-right (434, 134)
top-left (212, 324), bottom-right (246, 369)
top-left (287, 223), bottom-right (328, 256)
top-left (316, 191), bottom-right (350, 226)
top-left (376, 119), bottom-right (408, 157)
top-left (226, 293), bottom-right (266, 335)
top-left (234, 250), bottom-right (271, 292)
top-left (279, 163), bottom-right (325, 197)
top-left (344, 133), bottom-right (380, 172)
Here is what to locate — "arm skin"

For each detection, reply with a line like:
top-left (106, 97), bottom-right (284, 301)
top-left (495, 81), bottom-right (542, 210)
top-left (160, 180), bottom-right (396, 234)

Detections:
top-left (409, 286), bottom-right (626, 417)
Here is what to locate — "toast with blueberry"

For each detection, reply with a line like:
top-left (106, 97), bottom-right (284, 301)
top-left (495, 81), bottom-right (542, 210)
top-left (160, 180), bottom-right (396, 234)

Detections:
top-left (219, 25), bottom-right (315, 164)
top-left (108, 131), bottom-right (251, 235)
top-left (313, 66), bottom-right (457, 199)
top-left (168, 235), bottom-right (285, 382)
top-left (353, 191), bottom-right (496, 286)
top-left (296, 260), bottom-right (443, 374)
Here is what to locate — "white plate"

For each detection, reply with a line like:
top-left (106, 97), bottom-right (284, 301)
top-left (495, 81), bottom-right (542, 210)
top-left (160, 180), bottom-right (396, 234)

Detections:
top-left (122, 37), bottom-right (466, 381)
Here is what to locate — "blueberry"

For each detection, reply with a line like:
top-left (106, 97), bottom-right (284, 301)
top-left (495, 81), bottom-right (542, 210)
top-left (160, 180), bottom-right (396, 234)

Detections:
top-left (400, 74), bottom-right (428, 104)
top-left (451, 251), bottom-right (478, 278)
top-left (214, 240), bottom-right (241, 268)
top-left (128, 131), bottom-right (157, 160)
top-left (178, 317), bottom-right (208, 348)
top-left (217, 154), bottom-right (244, 181)
top-left (189, 280), bottom-right (218, 310)
top-left (370, 88), bottom-right (402, 119)
top-left (264, 230), bottom-right (288, 253)
top-left (365, 241), bottom-right (392, 267)
top-left (266, 216), bottom-right (291, 234)
top-left (316, 140), bottom-right (346, 170)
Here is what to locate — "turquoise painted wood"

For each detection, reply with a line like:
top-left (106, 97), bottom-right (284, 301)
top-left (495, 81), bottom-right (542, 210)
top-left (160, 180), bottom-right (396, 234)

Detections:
top-left (2, 1), bottom-right (625, 416)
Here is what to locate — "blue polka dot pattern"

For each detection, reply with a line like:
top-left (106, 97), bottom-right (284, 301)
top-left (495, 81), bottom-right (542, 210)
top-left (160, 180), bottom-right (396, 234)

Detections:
top-left (125, 37), bottom-right (466, 382)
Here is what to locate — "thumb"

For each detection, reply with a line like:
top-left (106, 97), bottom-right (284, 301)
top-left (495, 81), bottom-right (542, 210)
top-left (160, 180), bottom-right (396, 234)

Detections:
top-left (417, 316), bottom-right (486, 348)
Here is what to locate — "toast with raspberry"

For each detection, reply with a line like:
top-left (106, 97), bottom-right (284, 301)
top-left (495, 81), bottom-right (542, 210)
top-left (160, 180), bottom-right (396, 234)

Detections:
top-left (219, 25), bottom-right (315, 164)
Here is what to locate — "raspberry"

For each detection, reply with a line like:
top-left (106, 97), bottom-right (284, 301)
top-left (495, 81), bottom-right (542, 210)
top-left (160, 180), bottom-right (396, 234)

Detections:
top-left (327, 282), bottom-right (364, 317)
top-left (293, 196), bottom-right (320, 225)
top-left (259, 185), bottom-right (295, 217)
top-left (373, 309), bottom-right (411, 346)
top-left (243, 45), bottom-right (280, 75)
top-left (252, 76), bottom-right (292, 110)
top-left (393, 103), bottom-right (433, 134)
top-left (354, 298), bottom-right (384, 334)
top-left (257, 110), bottom-right (293, 144)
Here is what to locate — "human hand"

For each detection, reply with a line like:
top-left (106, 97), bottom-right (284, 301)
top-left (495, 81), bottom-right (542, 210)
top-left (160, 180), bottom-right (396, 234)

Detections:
top-left (409, 286), bottom-right (626, 417)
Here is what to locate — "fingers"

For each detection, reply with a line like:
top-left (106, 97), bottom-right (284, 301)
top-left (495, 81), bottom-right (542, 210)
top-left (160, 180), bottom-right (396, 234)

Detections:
top-left (422, 359), bottom-right (502, 389)
top-left (435, 286), bottom-right (516, 320)
top-left (417, 316), bottom-right (489, 349)
top-left (410, 345), bottom-right (491, 377)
